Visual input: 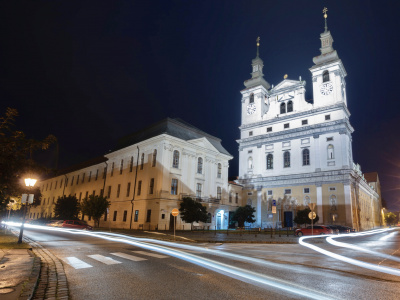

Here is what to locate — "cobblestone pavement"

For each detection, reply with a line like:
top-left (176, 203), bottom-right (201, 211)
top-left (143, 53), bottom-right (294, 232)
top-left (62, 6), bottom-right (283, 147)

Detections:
top-left (24, 237), bottom-right (69, 300)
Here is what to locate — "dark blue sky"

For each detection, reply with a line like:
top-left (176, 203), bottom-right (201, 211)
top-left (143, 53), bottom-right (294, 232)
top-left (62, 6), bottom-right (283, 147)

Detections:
top-left (1, 1), bottom-right (399, 210)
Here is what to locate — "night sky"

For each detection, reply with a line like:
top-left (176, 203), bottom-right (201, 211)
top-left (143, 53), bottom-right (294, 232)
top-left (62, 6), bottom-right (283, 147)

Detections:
top-left (1, 1), bottom-right (399, 211)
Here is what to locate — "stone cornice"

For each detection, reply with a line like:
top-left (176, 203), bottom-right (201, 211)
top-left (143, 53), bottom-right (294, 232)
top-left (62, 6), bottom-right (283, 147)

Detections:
top-left (239, 102), bottom-right (350, 130)
top-left (237, 119), bottom-right (354, 150)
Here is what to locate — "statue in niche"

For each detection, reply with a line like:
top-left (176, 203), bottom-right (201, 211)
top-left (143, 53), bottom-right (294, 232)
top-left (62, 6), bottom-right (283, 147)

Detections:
top-left (330, 195), bottom-right (337, 211)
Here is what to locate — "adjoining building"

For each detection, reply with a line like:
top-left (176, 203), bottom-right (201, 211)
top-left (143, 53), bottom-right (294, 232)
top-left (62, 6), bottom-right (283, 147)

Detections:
top-left (236, 12), bottom-right (381, 230)
top-left (30, 118), bottom-right (242, 230)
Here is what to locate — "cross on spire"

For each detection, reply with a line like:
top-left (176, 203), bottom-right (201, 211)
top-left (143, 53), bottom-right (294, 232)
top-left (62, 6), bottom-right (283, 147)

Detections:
top-left (323, 7), bottom-right (328, 32)
top-left (256, 36), bottom-right (260, 57)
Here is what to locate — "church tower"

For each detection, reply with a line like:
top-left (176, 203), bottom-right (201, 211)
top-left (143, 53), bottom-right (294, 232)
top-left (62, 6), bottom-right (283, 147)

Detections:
top-left (310, 8), bottom-right (348, 108)
top-left (240, 37), bottom-right (271, 126)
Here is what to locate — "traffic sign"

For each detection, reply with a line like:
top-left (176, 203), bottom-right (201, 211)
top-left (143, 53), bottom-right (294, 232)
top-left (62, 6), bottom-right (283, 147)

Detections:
top-left (272, 200), bottom-right (276, 206)
top-left (308, 212), bottom-right (316, 220)
top-left (171, 208), bottom-right (179, 217)
top-left (272, 206), bottom-right (276, 214)
top-left (308, 203), bottom-right (316, 210)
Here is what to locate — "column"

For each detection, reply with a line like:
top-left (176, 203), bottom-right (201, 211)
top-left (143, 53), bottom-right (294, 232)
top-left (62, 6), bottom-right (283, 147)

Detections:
top-left (344, 184), bottom-right (352, 226)
top-left (257, 188), bottom-right (262, 227)
top-left (313, 134), bottom-right (321, 171)
top-left (316, 184), bottom-right (323, 223)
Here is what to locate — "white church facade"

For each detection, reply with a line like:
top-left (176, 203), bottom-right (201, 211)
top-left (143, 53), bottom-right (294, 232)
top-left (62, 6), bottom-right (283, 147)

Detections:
top-left (236, 13), bottom-right (381, 231)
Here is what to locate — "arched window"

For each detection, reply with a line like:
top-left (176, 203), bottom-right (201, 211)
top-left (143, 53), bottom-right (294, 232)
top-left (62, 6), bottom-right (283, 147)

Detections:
top-left (172, 150), bottom-right (179, 168)
top-left (327, 144), bottom-right (334, 160)
top-left (323, 70), bottom-right (330, 82)
top-left (197, 157), bottom-right (203, 174)
top-left (330, 195), bottom-right (337, 211)
top-left (152, 149), bottom-right (157, 167)
top-left (283, 151), bottom-right (290, 168)
top-left (217, 187), bottom-right (221, 200)
top-left (249, 93), bottom-right (254, 103)
top-left (302, 148), bottom-right (310, 166)
top-left (287, 101), bottom-right (293, 112)
top-left (280, 102), bottom-right (286, 114)
top-left (140, 153), bottom-right (144, 170)
top-left (266, 154), bottom-right (273, 169)
top-left (248, 157), bottom-right (253, 169)
top-left (217, 163), bottom-right (222, 178)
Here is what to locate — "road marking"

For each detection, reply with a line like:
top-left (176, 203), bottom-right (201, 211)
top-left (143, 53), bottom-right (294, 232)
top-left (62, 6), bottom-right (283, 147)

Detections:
top-left (132, 251), bottom-right (169, 258)
top-left (111, 252), bottom-right (148, 261)
top-left (63, 257), bottom-right (93, 269)
top-left (87, 254), bottom-right (122, 265)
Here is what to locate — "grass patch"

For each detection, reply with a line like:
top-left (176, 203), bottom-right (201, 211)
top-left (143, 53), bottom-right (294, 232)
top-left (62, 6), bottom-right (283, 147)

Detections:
top-left (0, 228), bottom-right (30, 249)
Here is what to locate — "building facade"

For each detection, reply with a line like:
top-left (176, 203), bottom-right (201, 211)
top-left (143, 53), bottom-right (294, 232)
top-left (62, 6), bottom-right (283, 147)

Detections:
top-left (30, 118), bottom-right (242, 230)
top-left (237, 14), bottom-right (381, 230)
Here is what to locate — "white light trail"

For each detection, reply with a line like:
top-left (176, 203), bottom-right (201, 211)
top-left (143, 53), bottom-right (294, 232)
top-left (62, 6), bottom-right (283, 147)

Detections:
top-left (300, 228), bottom-right (400, 276)
top-left (3, 221), bottom-right (338, 300)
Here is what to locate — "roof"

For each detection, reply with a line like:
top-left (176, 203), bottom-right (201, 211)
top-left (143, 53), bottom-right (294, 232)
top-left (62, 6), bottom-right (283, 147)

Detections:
top-left (114, 118), bottom-right (232, 156)
top-left (364, 172), bottom-right (379, 183)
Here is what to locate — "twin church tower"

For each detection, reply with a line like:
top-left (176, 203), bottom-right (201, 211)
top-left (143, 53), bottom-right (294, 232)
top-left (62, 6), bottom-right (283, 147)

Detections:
top-left (237, 9), bottom-right (379, 230)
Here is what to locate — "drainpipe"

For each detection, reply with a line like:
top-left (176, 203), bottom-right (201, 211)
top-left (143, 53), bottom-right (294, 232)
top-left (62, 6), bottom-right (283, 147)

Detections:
top-left (129, 146), bottom-right (140, 229)
top-left (102, 161), bottom-right (108, 197)
top-left (62, 174), bottom-right (68, 197)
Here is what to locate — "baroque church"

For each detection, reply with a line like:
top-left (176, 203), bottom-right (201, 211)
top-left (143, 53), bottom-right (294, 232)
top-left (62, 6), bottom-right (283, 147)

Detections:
top-left (237, 11), bottom-right (382, 230)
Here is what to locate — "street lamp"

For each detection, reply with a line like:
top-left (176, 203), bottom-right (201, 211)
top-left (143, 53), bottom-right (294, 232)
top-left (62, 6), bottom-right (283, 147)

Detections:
top-left (18, 177), bottom-right (37, 244)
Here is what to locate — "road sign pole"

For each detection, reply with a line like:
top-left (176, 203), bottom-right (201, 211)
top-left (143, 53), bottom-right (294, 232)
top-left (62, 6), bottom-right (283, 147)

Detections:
top-left (171, 208), bottom-right (179, 241)
top-left (174, 216), bottom-right (176, 241)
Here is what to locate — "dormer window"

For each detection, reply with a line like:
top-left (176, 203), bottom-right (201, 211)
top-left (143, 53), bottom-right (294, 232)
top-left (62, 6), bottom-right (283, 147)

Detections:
top-left (249, 94), bottom-right (254, 103)
top-left (280, 102), bottom-right (286, 114)
top-left (323, 70), bottom-right (330, 82)
top-left (287, 101), bottom-right (293, 112)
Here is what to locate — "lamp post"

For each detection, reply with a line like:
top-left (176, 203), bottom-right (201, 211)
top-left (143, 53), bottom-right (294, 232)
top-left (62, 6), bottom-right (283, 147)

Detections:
top-left (18, 178), bottom-right (37, 244)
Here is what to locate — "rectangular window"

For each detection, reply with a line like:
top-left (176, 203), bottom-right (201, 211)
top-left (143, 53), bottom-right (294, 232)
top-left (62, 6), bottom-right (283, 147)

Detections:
top-left (235, 193), bottom-right (238, 204)
top-left (46, 183), bottom-right (48, 191)
top-left (284, 123), bottom-right (289, 129)
top-left (113, 211), bottom-right (117, 221)
top-left (77, 175), bottom-right (79, 185)
top-left (104, 212), bottom-right (107, 221)
top-left (161, 214), bottom-right (165, 219)
top-left (130, 156), bottom-right (133, 172)
top-left (55, 181), bottom-right (58, 189)
top-left (171, 179), bottom-right (178, 195)
top-left (304, 188), bottom-right (310, 194)
top-left (146, 210), bottom-right (151, 222)
top-left (126, 182), bottom-right (131, 197)
top-left (71, 177), bottom-right (74, 186)
top-left (137, 181), bottom-right (142, 195)
top-left (85, 191), bottom-right (89, 199)
top-left (111, 162), bottom-right (114, 176)
top-left (248, 150), bottom-right (252, 154)
top-left (95, 169), bottom-right (98, 180)
top-left (267, 127), bottom-right (272, 132)
top-left (123, 210), bottom-right (128, 222)
top-left (88, 215), bottom-right (92, 221)
top-left (196, 183), bottom-right (202, 198)
top-left (88, 171), bottom-right (91, 182)
top-left (49, 182), bottom-right (52, 190)
top-left (284, 189), bottom-right (291, 195)
top-left (107, 186), bottom-right (112, 198)
top-left (100, 189), bottom-right (104, 197)
top-left (329, 187), bottom-right (336, 191)
top-left (217, 187), bottom-right (221, 200)
top-left (267, 190), bottom-right (273, 195)
top-left (79, 192), bottom-right (82, 201)
top-left (117, 184), bottom-right (121, 198)
top-left (325, 114), bottom-right (331, 121)
top-left (327, 137), bottom-right (333, 141)
top-left (103, 167), bottom-right (107, 179)
top-left (302, 119), bottom-right (308, 125)
top-left (120, 159), bottom-right (123, 175)
top-left (82, 173), bottom-right (85, 183)
top-left (149, 178), bottom-right (154, 194)
top-left (229, 193), bottom-right (232, 203)
top-left (247, 192), bottom-right (252, 196)
top-left (92, 190), bottom-right (95, 197)
top-left (249, 131), bottom-right (253, 136)
top-left (134, 210), bottom-right (139, 222)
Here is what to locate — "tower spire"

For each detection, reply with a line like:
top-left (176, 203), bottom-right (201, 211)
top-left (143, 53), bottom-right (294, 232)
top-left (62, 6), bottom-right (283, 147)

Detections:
top-left (256, 36), bottom-right (260, 57)
top-left (323, 7), bottom-right (328, 33)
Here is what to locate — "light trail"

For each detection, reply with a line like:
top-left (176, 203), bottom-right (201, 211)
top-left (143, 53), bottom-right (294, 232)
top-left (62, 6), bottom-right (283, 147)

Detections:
top-left (299, 228), bottom-right (400, 276)
top-left (3, 221), bottom-right (338, 300)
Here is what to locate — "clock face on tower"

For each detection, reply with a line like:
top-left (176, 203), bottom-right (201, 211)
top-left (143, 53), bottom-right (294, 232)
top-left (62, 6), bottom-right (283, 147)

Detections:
top-left (320, 82), bottom-right (333, 95)
top-left (252, 65), bottom-right (259, 72)
top-left (247, 103), bottom-right (256, 115)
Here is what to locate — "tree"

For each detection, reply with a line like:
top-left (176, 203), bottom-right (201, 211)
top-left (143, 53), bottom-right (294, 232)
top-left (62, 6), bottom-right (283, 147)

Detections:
top-left (53, 195), bottom-right (80, 220)
top-left (384, 212), bottom-right (397, 226)
top-left (179, 197), bottom-right (208, 225)
top-left (232, 205), bottom-right (256, 228)
top-left (294, 207), bottom-right (319, 227)
top-left (80, 195), bottom-right (110, 228)
top-left (0, 108), bottom-right (56, 212)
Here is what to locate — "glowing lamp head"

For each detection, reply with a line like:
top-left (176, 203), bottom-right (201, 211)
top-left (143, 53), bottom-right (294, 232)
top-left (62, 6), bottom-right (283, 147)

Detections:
top-left (25, 178), bottom-right (37, 187)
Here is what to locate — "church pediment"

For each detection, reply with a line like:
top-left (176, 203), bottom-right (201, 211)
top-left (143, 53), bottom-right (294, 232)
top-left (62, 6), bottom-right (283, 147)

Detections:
top-left (272, 79), bottom-right (304, 92)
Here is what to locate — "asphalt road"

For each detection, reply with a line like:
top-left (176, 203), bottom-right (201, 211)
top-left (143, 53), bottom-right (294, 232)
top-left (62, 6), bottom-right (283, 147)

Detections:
top-left (22, 227), bottom-right (400, 300)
